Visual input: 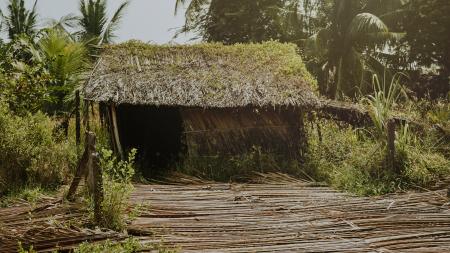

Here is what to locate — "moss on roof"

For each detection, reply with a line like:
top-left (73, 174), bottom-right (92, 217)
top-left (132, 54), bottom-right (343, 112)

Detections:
top-left (84, 40), bottom-right (319, 108)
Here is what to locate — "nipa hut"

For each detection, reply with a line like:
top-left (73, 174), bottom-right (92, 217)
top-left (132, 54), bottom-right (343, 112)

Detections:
top-left (84, 41), bottom-right (319, 177)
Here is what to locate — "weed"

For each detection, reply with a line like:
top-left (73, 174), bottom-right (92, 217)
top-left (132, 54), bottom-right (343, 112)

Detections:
top-left (18, 242), bottom-right (37, 253)
top-left (86, 148), bottom-right (137, 231)
top-left (74, 238), bottom-right (143, 253)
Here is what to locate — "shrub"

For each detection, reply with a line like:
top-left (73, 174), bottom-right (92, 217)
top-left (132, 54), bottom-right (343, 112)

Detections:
top-left (74, 238), bottom-right (143, 253)
top-left (94, 148), bottom-right (137, 231)
top-left (0, 102), bottom-right (77, 194)
top-left (308, 119), bottom-right (450, 195)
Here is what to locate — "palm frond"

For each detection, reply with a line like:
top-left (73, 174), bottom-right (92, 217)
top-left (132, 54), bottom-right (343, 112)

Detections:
top-left (174, 0), bottom-right (188, 15)
top-left (347, 12), bottom-right (388, 41)
top-left (102, 0), bottom-right (129, 44)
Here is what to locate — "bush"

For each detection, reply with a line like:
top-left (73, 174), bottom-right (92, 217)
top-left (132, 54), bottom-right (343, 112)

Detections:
top-left (307, 119), bottom-right (450, 195)
top-left (95, 148), bottom-right (137, 231)
top-left (74, 238), bottom-right (143, 253)
top-left (0, 102), bottom-right (77, 194)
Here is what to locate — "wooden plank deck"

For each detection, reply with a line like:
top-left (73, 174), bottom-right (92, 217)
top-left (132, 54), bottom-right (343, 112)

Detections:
top-left (129, 180), bottom-right (450, 252)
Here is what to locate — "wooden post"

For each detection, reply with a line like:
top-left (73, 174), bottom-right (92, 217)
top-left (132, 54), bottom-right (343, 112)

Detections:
top-left (298, 110), bottom-right (308, 162)
top-left (66, 132), bottom-right (96, 201)
top-left (387, 119), bottom-right (396, 173)
top-left (110, 104), bottom-right (124, 160)
top-left (75, 90), bottom-right (81, 146)
top-left (83, 100), bottom-right (90, 131)
top-left (91, 152), bottom-right (103, 224)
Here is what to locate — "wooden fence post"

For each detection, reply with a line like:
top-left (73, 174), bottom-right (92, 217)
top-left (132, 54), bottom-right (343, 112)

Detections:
top-left (91, 152), bottom-right (104, 224)
top-left (75, 90), bottom-right (81, 147)
top-left (66, 132), bottom-right (96, 201)
top-left (298, 109), bottom-right (308, 162)
top-left (387, 119), bottom-right (396, 173)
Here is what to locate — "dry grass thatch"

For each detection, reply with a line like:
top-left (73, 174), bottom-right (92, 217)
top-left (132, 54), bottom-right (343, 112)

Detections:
top-left (84, 41), bottom-right (319, 108)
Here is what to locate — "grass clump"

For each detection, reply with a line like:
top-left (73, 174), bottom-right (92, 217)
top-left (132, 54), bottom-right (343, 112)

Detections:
top-left (0, 102), bottom-right (77, 195)
top-left (74, 237), bottom-right (180, 253)
top-left (74, 238), bottom-right (143, 253)
top-left (0, 186), bottom-right (55, 207)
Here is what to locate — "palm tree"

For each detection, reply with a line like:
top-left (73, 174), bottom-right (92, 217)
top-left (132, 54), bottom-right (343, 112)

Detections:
top-left (77, 0), bottom-right (129, 48)
top-left (0, 0), bottom-right (38, 40)
top-left (306, 0), bottom-right (404, 98)
top-left (38, 29), bottom-right (88, 116)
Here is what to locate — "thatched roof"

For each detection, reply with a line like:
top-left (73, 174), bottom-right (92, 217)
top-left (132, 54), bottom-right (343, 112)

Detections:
top-left (84, 41), bottom-right (319, 108)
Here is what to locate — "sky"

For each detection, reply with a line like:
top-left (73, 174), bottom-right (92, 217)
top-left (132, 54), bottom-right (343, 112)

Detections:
top-left (0, 0), bottom-right (196, 44)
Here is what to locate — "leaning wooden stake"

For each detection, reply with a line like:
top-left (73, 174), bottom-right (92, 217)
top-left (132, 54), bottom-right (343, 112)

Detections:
top-left (386, 119), bottom-right (396, 173)
top-left (66, 132), bottom-right (97, 201)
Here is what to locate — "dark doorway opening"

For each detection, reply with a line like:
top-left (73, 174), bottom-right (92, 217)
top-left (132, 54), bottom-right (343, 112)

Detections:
top-left (116, 105), bottom-right (184, 178)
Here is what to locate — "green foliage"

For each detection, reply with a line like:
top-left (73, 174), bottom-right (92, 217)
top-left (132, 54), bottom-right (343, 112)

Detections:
top-left (305, 0), bottom-right (404, 98)
top-left (74, 237), bottom-right (180, 253)
top-left (107, 40), bottom-right (317, 89)
top-left (1, 187), bottom-right (47, 207)
top-left (74, 238), bottom-right (143, 253)
top-left (307, 119), bottom-right (450, 196)
top-left (38, 29), bottom-right (88, 116)
top-left (0, 0), bottom-right (38, 40)
top-left (176, 0), bottom-right (328, 44)
top-left (100, 148), bottom-right (136, 182)
top-left (426, 101), bottom-right (450, 128)
top-left (400, 0), bottom-right (450, 75)
top-left (94, 148), bottom-right (136, 231)
top-left (18, 242), bottom-right (37, 253)
top-left (78, 0), bottom-right (129, 48)
top-left (0, 36), bottom-right (50, 115)
top-left (361, 73), bottom-right (407, 139)
top-left (0, 102), bottom-right (77, 194)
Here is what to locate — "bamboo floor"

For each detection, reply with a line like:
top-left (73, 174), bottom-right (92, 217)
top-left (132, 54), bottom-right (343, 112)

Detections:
top-left (130, 176), bottom-right (450, 252)
top-left (1, 174), bottom-right (450, 252)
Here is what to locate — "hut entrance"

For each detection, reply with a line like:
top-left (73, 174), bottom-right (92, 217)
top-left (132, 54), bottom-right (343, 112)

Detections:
top-left (116, 105), bottom-right (184, 178)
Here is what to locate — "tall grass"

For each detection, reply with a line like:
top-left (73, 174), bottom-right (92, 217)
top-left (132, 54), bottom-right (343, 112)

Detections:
top-left (308, 73), bottom-right (450, 195)
top-left (361, 73), bottom-right (407, 140)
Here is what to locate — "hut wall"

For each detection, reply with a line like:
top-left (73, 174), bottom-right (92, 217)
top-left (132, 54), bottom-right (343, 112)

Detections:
top-left (181, 107), bottom-right (303, 159)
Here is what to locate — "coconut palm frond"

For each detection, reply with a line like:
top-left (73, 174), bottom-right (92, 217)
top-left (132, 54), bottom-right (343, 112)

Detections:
top-left (347, 13), bottom-right (388, 41)
top-left (102, 0), bottom-right (129, 44)
top-left (1, 0), bottom-right (39, 40)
